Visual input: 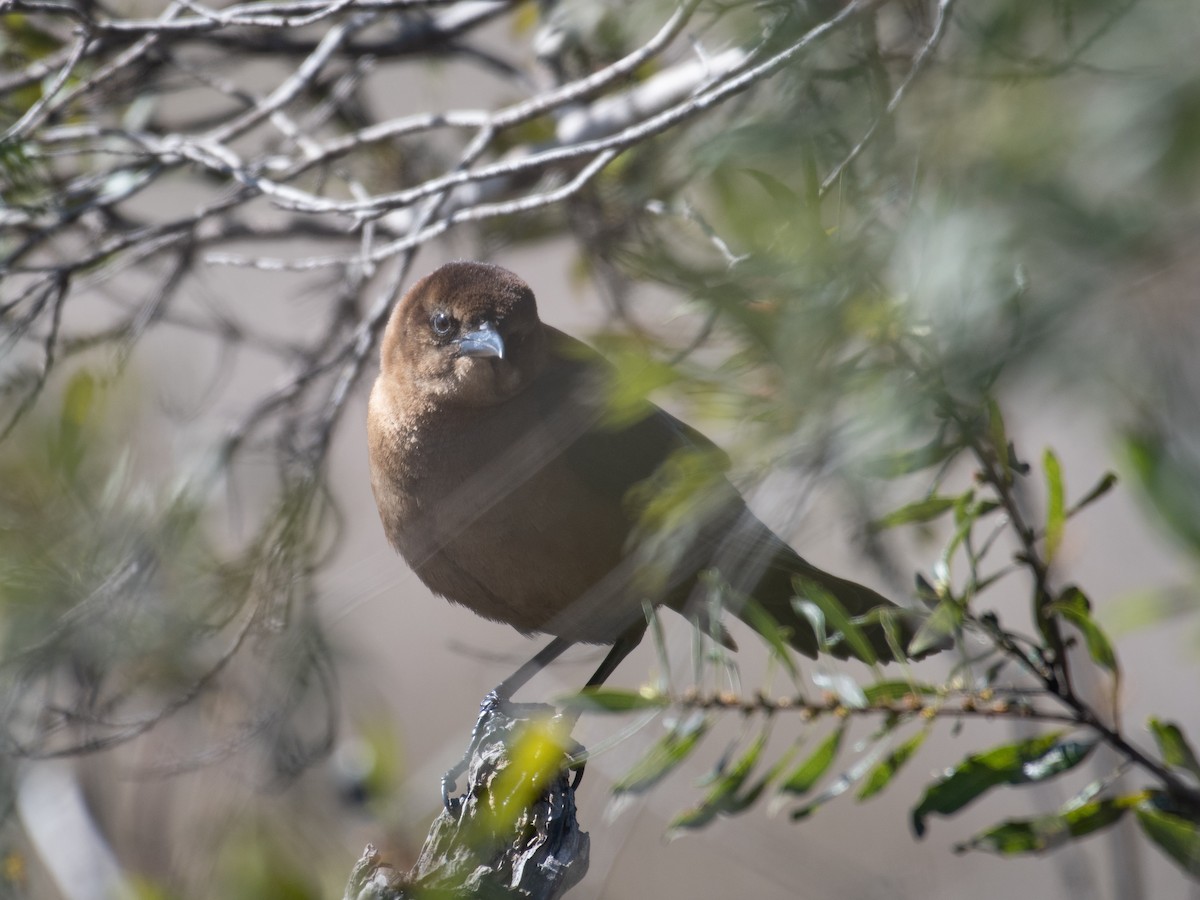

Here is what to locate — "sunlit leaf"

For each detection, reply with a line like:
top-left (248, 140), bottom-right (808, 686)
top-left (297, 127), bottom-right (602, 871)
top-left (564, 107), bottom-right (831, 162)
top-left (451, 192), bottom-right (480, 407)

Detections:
top-left (614, 716), bottom-right (711, 795)
top-left (53, 369), bottom-right (98, 478)
top-left (790, 735), bottom-right (890, 820)
top-left (863, 681), bottom-right (938, 705)
top-left (912, 732), bottom-right (1097, 836)
top-left (858, 727), bottom-right (929, 801)
top-left (778, 724), bottom-right (845, 796)
top-left (987, 397), bottom-right (1010, 485)
top-left (811, 670), bottom-right (867, 709)
top-left (740, 597), bottom-right (799, 683)
top-left (559, 687), bottom-right (669, 713)
top-left (795, 577), bottom-right (877, 667)
top-left (958, 793), bottom-right (1142, 855)
top-left (1148, 718), bottom-right (1200, 781)
top-left (907, 599), bottom-right (961, 658)
top-left (669, 727), bottom-right (771, 831)
top-left (870, 496), bottom-right (958, 531)
top-left (1044, 448), bottom-right (1065, 562)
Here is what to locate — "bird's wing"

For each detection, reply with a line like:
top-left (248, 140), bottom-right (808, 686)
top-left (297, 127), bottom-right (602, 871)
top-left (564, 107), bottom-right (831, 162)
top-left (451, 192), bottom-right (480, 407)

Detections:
top-left (536, 326), bottom-right (730, 502)
top-left (535, 327), bottom-right (930, 663)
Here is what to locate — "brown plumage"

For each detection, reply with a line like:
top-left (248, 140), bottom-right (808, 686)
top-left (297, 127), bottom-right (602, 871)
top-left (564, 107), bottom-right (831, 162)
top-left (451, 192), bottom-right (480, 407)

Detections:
top-left (368, 261), bottom-right (930, 693)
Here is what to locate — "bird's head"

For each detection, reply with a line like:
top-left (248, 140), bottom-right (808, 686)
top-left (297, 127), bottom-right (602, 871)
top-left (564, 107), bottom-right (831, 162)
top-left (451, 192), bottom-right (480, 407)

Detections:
top-left (379, 261), bottom-right (546, 407)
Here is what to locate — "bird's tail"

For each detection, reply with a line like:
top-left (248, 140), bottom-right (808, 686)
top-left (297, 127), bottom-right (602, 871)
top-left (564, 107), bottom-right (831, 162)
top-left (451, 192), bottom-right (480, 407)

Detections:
top-left (701, 512), bottom-right (941, 664)
top-left (745, 553), bottom-right (938, 663)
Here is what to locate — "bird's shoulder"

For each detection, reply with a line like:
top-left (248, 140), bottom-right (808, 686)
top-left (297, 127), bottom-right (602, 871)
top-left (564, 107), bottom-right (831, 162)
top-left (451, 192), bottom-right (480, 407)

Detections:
top-left (535, 326), bottom-right (731, 501)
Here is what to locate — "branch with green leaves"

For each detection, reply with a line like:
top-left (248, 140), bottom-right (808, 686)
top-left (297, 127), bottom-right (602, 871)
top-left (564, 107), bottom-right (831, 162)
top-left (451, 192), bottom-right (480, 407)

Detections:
top-left (557, 382), bottom-right (1200, 879)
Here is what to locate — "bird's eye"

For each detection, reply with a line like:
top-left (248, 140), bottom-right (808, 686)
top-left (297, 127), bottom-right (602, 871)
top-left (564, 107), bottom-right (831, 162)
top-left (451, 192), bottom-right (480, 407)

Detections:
top-left (430, 311), bottom-right (454, 336)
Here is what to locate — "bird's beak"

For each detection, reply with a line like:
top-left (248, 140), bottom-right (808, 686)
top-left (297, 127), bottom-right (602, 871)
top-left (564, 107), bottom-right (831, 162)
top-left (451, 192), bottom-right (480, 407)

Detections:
top-left (457, 321), bottom-right (505, 360)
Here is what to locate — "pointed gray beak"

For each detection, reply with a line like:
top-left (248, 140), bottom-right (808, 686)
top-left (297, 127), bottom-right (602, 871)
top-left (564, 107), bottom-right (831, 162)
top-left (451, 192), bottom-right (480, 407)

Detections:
top-left (457, 322), bottom-right (505, 360)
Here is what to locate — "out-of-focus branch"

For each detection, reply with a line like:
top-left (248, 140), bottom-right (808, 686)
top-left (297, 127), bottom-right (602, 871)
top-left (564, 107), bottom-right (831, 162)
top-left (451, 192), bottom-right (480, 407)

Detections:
top-left (0, 0), bottom-right (959, 774)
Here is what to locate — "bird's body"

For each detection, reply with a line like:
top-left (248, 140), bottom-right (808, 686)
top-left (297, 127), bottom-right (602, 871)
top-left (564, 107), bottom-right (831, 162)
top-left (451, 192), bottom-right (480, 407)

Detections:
top-left (368, 261), bottom-right (925, 677)
top-left (370, 336), bottom-right (635, 641)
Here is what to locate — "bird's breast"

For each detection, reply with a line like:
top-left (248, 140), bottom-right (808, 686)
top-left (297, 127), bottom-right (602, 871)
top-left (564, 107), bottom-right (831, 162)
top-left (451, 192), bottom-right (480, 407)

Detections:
top-left (368, 386), bottom-right (639, 642)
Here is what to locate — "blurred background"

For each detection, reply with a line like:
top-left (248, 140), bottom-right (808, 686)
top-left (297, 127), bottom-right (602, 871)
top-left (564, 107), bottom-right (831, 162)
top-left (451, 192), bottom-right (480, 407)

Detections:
top-left (2, 0), bottom-right (1200, 897)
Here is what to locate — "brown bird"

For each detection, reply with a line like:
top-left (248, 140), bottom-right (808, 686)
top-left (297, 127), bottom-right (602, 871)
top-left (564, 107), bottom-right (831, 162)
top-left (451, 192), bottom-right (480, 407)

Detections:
top-left (368, 261), bottom-right (935, 709)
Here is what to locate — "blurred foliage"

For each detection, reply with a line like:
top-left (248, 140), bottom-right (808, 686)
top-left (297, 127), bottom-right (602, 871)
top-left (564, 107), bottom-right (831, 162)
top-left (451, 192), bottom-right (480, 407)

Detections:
top-left (0, 368), bottom-right (342, 896)
top-left (550, 0), bottom-right (1200, 881)
top-left (0, 367), bottom-right (335, 766)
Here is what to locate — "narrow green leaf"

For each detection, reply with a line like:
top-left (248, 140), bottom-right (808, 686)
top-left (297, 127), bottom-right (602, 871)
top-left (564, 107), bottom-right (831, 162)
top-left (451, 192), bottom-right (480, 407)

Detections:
top-left (858, 728), bottom-right (929, 801)
top-left (790, 736), bottom-right (889, 820)
top-left (987, 397), bottom-right (1010, 485)
top-left (872, 606), bottom-right (912, 666)
top-left (560, 687), bottom-right (669, 713)
top-left (1148, 718), bottom-right (1200, 780)
top-left (669, 727), bottom-right (771, 831)
top-left (740, 597), bottom-right (799, 682)
top-left (871, 496), bottom-right (958, 531)
top-left (1047, 587), bottom-right (1118, 674)
top-left (863, 681), bottom-right (938, 705)
top-left (614, 717), bottom-right (711, 795)
top-left (907, 598), bottom-right (961, 658)
top-left (1069, 471), bottom-right (1117, 517)
top-left (912, 732), bottom-right (1097, 837)
top-left (62, 369), bottom-right (96, 427)
top-left (779, 724), bottom-right (845, 796)
top-left (795, 578), bottom-right (877, 667)
top-left (741, 168), bottom-right (801, 208)
top-left (958, 794), bottom-right (1139, 855)
top-left (54, 369), bottom-right (98, 478)
top-left (794, 599), bottom-right (829, 653)
top-left (861, 439), bottom-right (960, 478)
top-left (1044, 448), bottom-right (1065, 563)
top-left (1136, 793), bottom-right (1200, 876)
top-left (811, 670), bottom-right (867, 709)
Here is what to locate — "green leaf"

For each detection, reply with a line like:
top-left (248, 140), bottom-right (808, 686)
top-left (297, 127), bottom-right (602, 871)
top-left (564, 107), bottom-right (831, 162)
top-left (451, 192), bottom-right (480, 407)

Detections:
top-left (62, 370), bottom-right (97, 427)
top-left (614, 717), bottom-right (710, 795)
top-left (559, 687), bottom-right (670, 713)
top-left (811, 670), bottom-right (867, 709)
top-left (54, 369), bottom-right (98, 479)
top-left (858, 728), bottom-right (929, 801)
top-left (1044, 448), bottom-right (1065, 563)
top-left (1069, 471), bottom-right (1117, 517)
top-left (912, 732), bottom-right (1097, 837)
top-left (1047, 586), bottom-right (1118, 674)
top-left (959, 794), bottom-right (1140, 855)
top-left (907, 598), bottom-right (961, 658)
top-left (1136, 793), bottom-right (1200, 876)
top-left (860, 438), bottom-right (960, 478)
top-left (795, 577), bottom-right (877, 667)
top-left (790, 736), bottom-right (889, 820)
top-left (739, 597), bottom-right (799, 683)
top-left (1148, 718), bottom-right (1200, 780)
top-left (740, 168), bottom-right (802, 208)
top-left (778, 724), bottom-right (845, 796)
top-left (987, 397), bottom-right (1010, 485)
top-left (669, 727), bottom-right (772, 831)
top-left (870, 496), bottom-right (958, 531)
top-left (863, 681), bottom-right (938, 705)
top-left (1124, 431), bottom-right (1200, 553)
